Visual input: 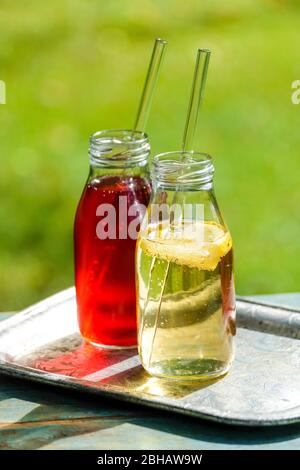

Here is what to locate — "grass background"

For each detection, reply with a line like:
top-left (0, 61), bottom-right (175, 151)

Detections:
top-left (0, 0), bottom-right (299, 310)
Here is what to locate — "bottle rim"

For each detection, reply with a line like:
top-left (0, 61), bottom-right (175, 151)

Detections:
top-left (89, 129), bottom-right (150, 167)
top-left (151, 150), bottom-right (214, 187)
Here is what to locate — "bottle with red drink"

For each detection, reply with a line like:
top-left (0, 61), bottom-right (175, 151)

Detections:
top-left (74, 129), bottom-right (151, 348)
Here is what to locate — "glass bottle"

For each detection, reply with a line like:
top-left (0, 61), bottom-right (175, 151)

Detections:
top-left (74, 130), bottom-right (151, 348)
top-left (136, 151), bottom-right (236, 379)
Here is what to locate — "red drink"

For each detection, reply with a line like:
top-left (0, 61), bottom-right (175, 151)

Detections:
top-left (74, 175), bottom-right (151, 347)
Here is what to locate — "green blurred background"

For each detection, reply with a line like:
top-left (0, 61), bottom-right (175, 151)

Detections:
top-left (0, 0), bottom-right (299, 310)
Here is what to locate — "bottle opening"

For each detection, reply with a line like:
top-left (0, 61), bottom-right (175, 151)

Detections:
top-left (151, 151), bottom-right (214, 188)
top-left (89, 129), bottom-right (150, 167)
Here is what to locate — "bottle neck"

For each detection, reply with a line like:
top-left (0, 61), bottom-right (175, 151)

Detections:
top-left (148, 151), bottom-right (222, 226)
top-left (153, 180), bottom-right (213, 192)
top-left (89, 163), bottom-right (150, 180)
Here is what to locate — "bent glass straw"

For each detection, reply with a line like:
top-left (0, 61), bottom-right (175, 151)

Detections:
top-left (134, 38), bottom-right (168, 133)
top-left (144, 48), bottom-right (211, 368)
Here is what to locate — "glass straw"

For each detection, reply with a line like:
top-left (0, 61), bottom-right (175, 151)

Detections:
top-left (172, 49), bottom-right (211, 205)
top-left (144, 48), bottom-right (211, 368)
top-left (182, 48), bottom-right (211, 152)
top-left (134, 38), bottom-right (168, 133)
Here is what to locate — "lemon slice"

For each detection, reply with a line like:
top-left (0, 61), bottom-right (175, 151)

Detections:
top-left (139, 221), bottom-right (232, 271)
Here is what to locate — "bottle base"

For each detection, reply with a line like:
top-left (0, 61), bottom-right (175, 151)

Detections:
top-left (89, 340), bottom-right (137, 350)
top-left (144, 358), bottom-right (232, 381)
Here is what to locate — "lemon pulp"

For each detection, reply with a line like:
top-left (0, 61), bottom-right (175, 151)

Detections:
top-left (139, 221), bottom-right (232, 271)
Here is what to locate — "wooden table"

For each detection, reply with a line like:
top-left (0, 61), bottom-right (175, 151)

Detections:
top-left (0, 294), bottom-right (299, 450)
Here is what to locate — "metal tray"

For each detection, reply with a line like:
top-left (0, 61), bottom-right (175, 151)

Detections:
top-left (0, 288), bottom-right (299, 427)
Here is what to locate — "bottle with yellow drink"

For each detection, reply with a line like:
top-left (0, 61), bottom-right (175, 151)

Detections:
top-left (136, 151), bottom-right (236, 380)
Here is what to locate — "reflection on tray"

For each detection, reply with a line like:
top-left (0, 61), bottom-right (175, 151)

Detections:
top-left (16, 333), bottom-right (219, 399)
top-left (100, 366), bottom-right (220, 399)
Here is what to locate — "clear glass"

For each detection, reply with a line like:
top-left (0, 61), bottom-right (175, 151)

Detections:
top-left (136, 151), bottom-right (236, 379)
top-left (74, 130), bottom-right (151, 348)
